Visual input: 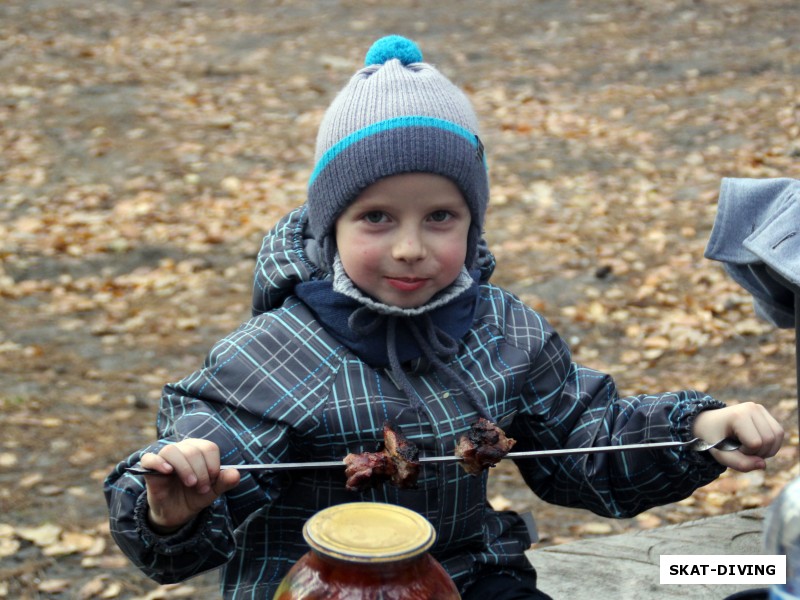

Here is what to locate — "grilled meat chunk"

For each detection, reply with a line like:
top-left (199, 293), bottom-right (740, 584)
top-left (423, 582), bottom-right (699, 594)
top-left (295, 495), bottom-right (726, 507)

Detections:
top-left (382, 421), bottom-right (420, 489)
top-left (342, 422), bottom-right (420, 492)
top-left (455, 418), bottom-right (516, 475)
top-left (343, 451), bottom-right (394, 492)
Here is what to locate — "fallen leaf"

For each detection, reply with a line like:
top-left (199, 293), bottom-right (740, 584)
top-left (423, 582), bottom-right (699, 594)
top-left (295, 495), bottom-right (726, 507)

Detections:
top-left (0, 537), bottom-right (21, 558)
top-left (709, 476), bottom-right (748, 494)
top-left (702, 492), bottom-right (730, 508)
top-left (83, 554), bottom-right (129, 569)
top-left (79, 576), bottom-right (107, 599)
top-left (574, 522), bottom-right (613, 535)
top-left (39, 485), bottom-right (65, 497)
top-left (43, 531), bottom-right (99, 556)
top-left (635, 513), bottom-right (662, 529)
top-left (38, 579), bottom-right (72, 593)
top-left (16, 522), bottom-right (62, 546)
top-left (489, 493), bottom-right (513, 511)
top-left (0, 453), bottom-right (18, 468)
top-left (100, 582), bottom-right (124, 599)
top-left (84, 536), bottom-right (107, 557)
top-left (138, 584), bottom-right (199, 600)
top-left (740, 494), bottom-right (768, 509)
top-left (19, 473), bottom-right (44, 488)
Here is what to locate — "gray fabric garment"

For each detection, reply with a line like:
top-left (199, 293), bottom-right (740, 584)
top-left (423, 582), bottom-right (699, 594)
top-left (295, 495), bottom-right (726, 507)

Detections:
top-left (705, 177), bottom-right (800, 328)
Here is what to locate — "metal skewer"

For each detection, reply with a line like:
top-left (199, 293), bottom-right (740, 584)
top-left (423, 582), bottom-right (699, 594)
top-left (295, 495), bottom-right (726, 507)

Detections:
top-left (124, 437), bottom-right (739, 475)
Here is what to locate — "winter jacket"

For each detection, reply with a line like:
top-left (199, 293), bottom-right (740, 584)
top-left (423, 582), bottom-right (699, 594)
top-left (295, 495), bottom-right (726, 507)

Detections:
top-left (105, 205), bottom-right (725, 599)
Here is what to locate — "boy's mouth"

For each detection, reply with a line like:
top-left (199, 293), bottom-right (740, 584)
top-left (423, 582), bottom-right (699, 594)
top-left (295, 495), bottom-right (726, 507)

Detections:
top-left (385, 277), bottom-right (427, 292)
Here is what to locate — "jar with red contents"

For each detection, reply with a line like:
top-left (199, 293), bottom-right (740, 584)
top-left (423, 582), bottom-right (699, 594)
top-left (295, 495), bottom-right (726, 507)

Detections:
top-left (272, 502), bottom-right (461, 599)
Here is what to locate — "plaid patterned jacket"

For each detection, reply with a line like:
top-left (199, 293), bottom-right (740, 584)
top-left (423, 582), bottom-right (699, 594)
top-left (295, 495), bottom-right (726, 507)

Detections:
top-left (105, 206), bottom-right (725, 598)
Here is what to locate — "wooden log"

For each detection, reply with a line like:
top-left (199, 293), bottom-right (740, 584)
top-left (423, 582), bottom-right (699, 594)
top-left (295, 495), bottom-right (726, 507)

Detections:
top-left (527, 509), bottom-right (768, 599)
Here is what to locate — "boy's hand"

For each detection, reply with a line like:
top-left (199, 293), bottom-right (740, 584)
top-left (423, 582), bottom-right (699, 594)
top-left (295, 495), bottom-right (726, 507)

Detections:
top-left (139, 439), bottom-right (241, 534)
top-left (692, 402), bottom-right (784, 472)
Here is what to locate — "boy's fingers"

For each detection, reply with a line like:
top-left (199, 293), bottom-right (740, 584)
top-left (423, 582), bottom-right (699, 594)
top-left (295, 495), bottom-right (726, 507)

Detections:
top-left (769, 421), bottom-right (786, 457)
top-left (737, 413), bottom-right (784, 459)
top-left (140, 440), bottom-right (236, 498)
top-left (726, 406), bottom-right (774, 456)
top-left (738, 453), bottom-right (767, 471)
top-left (759, 410), bottom-right (785, 457)
top-left (158, 439), bottom-right (225, 494)
top-left (213, 469), bottom-right (241, 495)
top-left (748, 419), bottom-right (778, 458)
top-left (711, 449), bottom-right (765, 472)
top-left (139, 452), bottom-right (174, 474)
top-left (158, 444), bottom-right (203, 488)
top-left (730, 420), bottom-right (761, 455)
top-left (183, 447), bottom-right (214, 493)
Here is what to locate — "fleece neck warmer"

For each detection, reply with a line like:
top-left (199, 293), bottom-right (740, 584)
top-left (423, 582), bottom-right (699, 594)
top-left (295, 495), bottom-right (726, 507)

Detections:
top-left (295, 258), bottom-right (490, 420)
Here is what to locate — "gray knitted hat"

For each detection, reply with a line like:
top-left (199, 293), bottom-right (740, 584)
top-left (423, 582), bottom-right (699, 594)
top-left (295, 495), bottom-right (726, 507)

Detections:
top-left (307, 35), bottom-right (489, 270)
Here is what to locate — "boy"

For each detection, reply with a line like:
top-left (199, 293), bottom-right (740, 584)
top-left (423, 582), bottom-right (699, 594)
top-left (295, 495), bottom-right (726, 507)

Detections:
top-left (105, 36), bottom-right (783, 599)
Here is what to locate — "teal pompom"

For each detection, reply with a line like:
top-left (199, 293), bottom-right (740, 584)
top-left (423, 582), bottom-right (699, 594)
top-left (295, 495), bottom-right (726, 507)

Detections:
top-left (364, 35), bottom-right (423, 66)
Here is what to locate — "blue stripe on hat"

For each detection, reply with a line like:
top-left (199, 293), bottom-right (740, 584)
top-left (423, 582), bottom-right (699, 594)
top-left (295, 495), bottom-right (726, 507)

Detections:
top-left (309, 115), bottom-right (483, 188)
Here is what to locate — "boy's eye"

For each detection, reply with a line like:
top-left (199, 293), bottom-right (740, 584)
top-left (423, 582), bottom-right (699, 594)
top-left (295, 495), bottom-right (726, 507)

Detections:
top-left (429, 210), bottom-right (451, 222)
top-left (363, 211), bottom-right (387, 224)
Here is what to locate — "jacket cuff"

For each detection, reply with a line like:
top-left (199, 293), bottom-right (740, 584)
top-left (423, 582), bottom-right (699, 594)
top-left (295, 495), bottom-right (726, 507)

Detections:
top-left (133, 491), bottom-right (213, 554)
top-left (674, 394), bottom-right (728, 471)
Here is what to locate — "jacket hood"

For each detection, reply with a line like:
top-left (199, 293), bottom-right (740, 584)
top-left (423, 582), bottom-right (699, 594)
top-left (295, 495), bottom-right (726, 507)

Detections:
top-left (251, 205), bottom-right (325, 316)
top-left (251, 204), bottom-right (496, 317)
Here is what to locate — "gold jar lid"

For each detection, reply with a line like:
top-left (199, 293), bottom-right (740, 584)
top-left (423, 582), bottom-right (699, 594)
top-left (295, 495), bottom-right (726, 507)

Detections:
top-left (303, 502), bottom-right (436, 563)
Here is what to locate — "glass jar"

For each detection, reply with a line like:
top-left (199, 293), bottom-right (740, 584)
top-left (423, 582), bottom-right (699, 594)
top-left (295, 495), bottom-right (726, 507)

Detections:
top-left (273, 502), bottom-right (461, 599)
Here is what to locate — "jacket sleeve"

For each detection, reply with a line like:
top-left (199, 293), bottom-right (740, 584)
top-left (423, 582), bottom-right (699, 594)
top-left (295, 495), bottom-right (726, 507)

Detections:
top-left (104, 452), bottom-right (237, 584)
top-left (104, 320), bottom-right (293, 583)
top-left (510, 326), bottom-right (726, 519)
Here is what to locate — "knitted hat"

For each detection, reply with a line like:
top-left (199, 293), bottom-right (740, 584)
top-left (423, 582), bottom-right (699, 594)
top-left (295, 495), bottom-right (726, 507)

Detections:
top-left (307, 35), bottom-right (489, 270)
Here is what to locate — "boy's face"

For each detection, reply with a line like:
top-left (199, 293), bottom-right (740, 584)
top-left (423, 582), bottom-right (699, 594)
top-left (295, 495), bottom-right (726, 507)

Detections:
top-left (335, 173), bottom-right (471, 309)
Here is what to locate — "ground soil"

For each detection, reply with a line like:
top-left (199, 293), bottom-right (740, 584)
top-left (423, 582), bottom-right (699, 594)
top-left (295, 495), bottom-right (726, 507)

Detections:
top-left (1, 1), bottom-right (799, 598)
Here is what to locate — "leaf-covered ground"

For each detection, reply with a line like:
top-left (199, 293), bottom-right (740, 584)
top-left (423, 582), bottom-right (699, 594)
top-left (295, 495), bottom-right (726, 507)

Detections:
top-left (1, 1), bottom-right (798, 597)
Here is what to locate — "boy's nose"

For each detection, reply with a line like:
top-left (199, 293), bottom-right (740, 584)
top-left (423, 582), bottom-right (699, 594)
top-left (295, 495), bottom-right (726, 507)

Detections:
top-left (392, 228), bottom-right (426, 262)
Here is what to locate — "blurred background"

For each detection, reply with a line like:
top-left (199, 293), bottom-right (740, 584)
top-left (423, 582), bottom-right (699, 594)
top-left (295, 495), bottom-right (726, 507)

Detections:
top-left (1, 0), bottom-right (798, 597)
